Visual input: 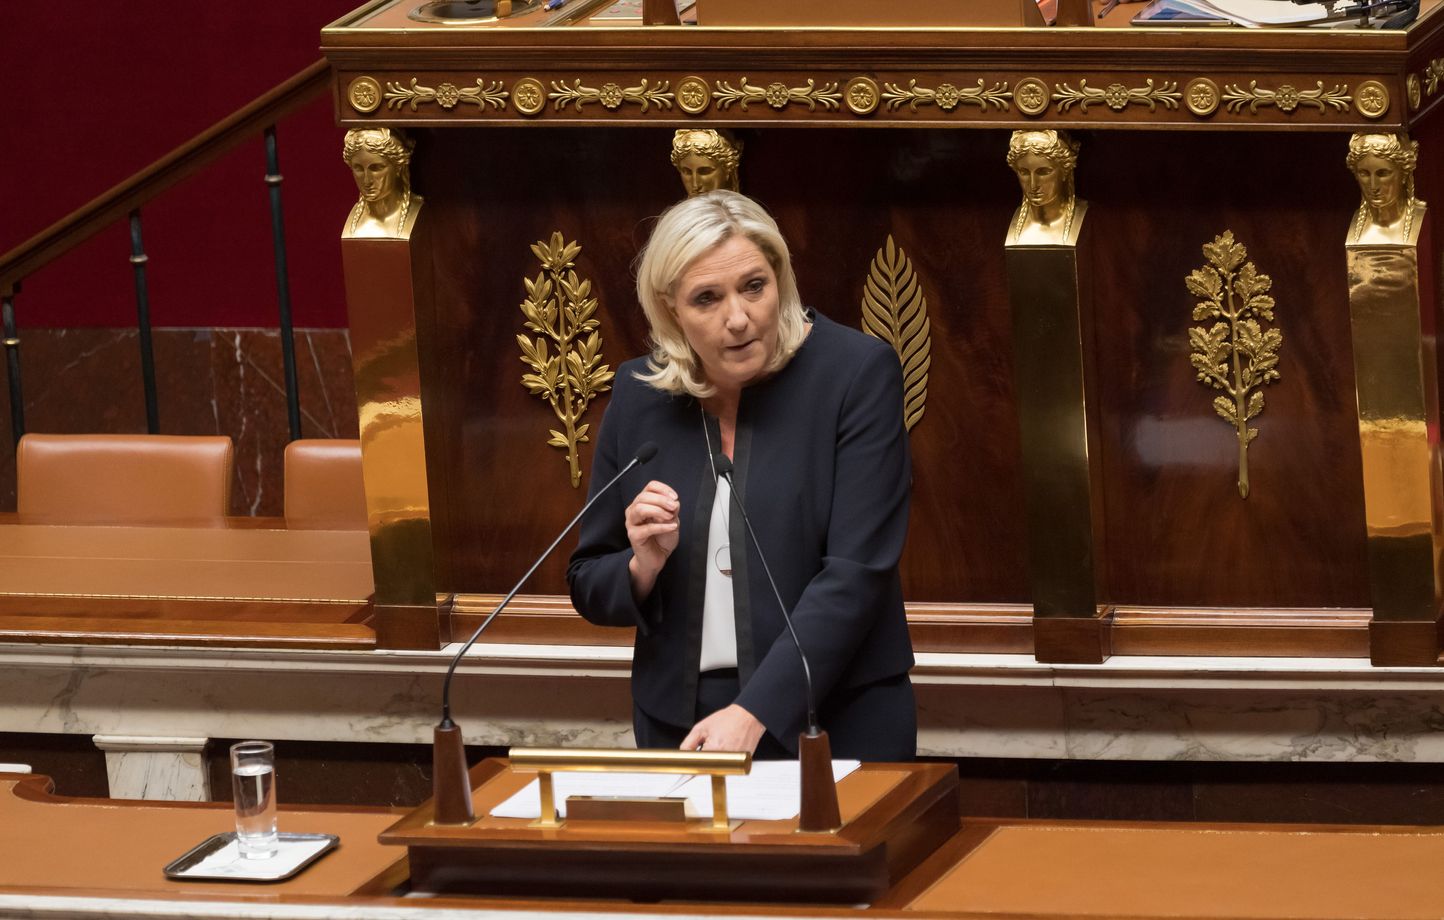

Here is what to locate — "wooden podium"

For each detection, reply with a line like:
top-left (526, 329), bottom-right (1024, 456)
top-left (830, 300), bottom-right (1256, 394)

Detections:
top-left (379, 758), bottom-right (959, 903)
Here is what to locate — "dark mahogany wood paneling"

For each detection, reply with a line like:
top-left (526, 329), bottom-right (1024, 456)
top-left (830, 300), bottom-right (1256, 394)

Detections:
top-left (1086, 130), bottom-right (1370, 610)
top-left (418, 127), bottom-right (1031, 604)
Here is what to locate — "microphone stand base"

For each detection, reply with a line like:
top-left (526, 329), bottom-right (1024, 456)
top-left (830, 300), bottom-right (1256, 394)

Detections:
top-left (797, 729), bottom-right (842, 833)
top-left (431, 722), bottom-right (475, 825)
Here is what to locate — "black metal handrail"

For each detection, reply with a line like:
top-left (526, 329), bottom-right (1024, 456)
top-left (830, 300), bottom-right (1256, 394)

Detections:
top-left (0, 59), bottom-right (331, 445)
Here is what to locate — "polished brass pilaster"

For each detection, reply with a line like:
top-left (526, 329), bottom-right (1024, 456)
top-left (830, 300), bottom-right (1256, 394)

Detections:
top-left (1347, 232), bottom-right (1442, 665)
top-left (1006, 215), bottom-right (1108, 664)
top-left (341, 210), bottom-right (442, 650)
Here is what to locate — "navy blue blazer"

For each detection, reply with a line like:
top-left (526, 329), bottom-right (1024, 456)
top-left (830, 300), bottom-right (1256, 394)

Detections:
top-left (566, 311), bottom-right (915, 748)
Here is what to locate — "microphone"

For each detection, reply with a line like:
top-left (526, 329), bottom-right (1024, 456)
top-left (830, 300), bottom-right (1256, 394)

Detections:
top-left (712, 453), bottom-right (840, 832)
top-left (712, 454), bottom-right (819, 736)
top-left (431, 440), bottom-right (658, 824)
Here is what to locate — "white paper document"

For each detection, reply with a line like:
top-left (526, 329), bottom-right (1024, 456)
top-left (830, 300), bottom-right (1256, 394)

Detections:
top-left (490, 760), bottom-right (861, 821)
top-left (1185, 0), bottom-right (1344, 25)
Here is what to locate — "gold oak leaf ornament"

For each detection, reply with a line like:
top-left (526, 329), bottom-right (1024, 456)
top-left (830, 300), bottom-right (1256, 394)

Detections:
top-left (518, 232), bottom-right (615, 488)
top-left (1186, 231), bottom-right (1282, 499)
top-left (860, 235), bottom-right (931, 431)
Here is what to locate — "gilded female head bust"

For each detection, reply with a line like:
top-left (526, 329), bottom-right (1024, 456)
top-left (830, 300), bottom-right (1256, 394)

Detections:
top-left (342, 128), bottom-right (422, 239)
top-left (1005, 129), bottom-right (1086, 247)
top-left (670, 129), bottom-right (743, 198)
top-left (1346, 133), bottom-right (1426, 246)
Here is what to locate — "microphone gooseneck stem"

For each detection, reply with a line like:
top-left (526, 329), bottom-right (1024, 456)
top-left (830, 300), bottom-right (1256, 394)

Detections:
top-left (719, 468), bottom-right (820, 737)
top-left (439, 447), bottom-right (651, 724)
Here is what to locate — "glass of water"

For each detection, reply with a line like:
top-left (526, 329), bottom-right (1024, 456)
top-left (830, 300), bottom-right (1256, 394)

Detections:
top-left (230, 741), bottom-right (278, 859)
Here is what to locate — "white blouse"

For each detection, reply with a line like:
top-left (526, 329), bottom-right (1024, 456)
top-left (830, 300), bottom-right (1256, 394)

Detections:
top-left (698, 476), bottom-right (738, 672)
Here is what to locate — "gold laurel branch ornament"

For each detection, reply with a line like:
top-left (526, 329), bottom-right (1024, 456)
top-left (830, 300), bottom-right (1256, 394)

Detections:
top-left (518, 233), bottom-right (615, 488)
top-left (384, 77), bottom-right (508, 111)
top-left (860, 235), bottom-right (931, 432)
top-left (548, 79), bottom-right (674, 113)
top-left (1186, 231), bottom-right (1282, 499)
top-left (1052, 79), bottom-right (1182, 113)
top-left (1222, 81), bottom-right (1350, 115)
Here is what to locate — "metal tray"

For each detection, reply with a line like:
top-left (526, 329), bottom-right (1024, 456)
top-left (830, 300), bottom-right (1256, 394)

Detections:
top-left (163, 832), bottom-right (338, 883)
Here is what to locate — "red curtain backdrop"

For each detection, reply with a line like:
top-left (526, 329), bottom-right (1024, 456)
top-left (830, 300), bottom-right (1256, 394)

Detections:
top-left (1, 2), bottom-right (363, 328)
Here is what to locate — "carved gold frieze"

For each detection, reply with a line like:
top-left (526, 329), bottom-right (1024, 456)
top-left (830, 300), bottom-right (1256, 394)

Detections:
top-left (881, 79), bottom-right (1011, 112)
top-left (550, 78), bottom-right (674, 112)
top-left (348, 76), bottom-right (382, 114)
top-left (677, 76), bottom-right (712, 114)
top-left (1185, 78), bottom-right (1220, 117)
top-left (1354, 80), bottom-right (1390, 119)
top-left (1222, 81), bottom-right (1350, 114)
top-left (518, 233), bottom-right (615, 488)
top-left (860, 236), bottom-right (931, 432)
top-left (1014, 78), bottom-right (1050, 116)
top-left (1053, 79), bottom-right (1182, 113)
top-left (714, 78), bottom-right (842, 111)
top-left (344, 71), bottom-right (1402, 124)
top-left (513, 77), bottom-right (546, 115)
top-left (845, 77), bottom-right (881, 115)
top-left (1186, 231), bottom-right (1282, 499)
top-left (384, 77), bottom-right (508, 111)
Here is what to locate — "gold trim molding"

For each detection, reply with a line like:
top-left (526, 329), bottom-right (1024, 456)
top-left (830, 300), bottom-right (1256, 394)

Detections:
top-left (1223, 81), bottom-right (1350, 114)
top-left (1185, 78), bottom-right (1220, 117)
top-left (1014, 78), bottom-right (1050, 116)
top-left (1424, 59), bottom-right (1444, 97)
top-left (845, 77), bottom-right (881, 115)
top-left (713, 78), bottom-right (842, 111)
top-left (1053, 79), bottom-right (1181, 113)
top-left (677, 75), bottom-right (711, 114)
top-left (1186, 231), bottom-right (1282, 500)
top-left (549, 78), bottom-right (674, 112)
top-left (344, 72), bottom-right (1396, 124)
top-left (518, 233), bottom-right (615, 488)
top-left (348, 76), bottom-right (382, 114)
top-left (882, 79), bottom-right (1012, 112)
top-left (513, 77), bottom-right (545, 115)
top-left (860, 235), bottom-right (931, 432)
top-left (384, 77), bottom-right (508, 111)
top-left (1353, 80), bottom-right (1389, 119)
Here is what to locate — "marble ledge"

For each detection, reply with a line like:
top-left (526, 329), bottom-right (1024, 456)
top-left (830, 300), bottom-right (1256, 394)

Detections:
top-left (5, 642), bottom-right (1444, 692)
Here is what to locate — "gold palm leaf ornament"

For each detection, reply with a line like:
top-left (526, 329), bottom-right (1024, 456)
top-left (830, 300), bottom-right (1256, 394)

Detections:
top-left (1186, 231), bottom-right (1282, 499)
top-left (517, 232), bottom-right (614, 488)
top-left (860, 235), bottom-right (931, 431)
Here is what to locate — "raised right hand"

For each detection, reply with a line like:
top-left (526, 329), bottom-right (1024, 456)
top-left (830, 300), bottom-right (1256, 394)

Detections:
top-left (626, 480), bottom-right (680, 600)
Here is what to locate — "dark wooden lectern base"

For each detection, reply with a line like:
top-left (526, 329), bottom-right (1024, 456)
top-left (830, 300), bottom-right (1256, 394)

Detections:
top-left (379, 758), bottom-right (959, 903)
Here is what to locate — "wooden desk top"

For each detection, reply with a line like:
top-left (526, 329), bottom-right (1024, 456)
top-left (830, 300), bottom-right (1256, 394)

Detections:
top-left (0, 774), bottom-right (403, 900)
top-left (0, 516), bottom-right (377, 650)
top-left (0, 518), bottom-right (374, 602)
top-left (8, 768), bottom-right (1444, 918)
top-left (905, 820), bottom-right (1444, 918)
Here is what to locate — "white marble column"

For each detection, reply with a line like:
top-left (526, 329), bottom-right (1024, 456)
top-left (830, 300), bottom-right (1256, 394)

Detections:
top-left (92, 735), bottom-right (210, 801)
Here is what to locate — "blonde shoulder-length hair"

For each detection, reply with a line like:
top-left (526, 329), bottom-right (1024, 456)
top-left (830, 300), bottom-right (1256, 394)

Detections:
top-left (633, 190), bottom-right (809, 398)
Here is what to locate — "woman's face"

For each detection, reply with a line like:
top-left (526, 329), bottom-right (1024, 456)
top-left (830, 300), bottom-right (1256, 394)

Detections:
top-left (676, 152), bottom-right (725, 197)
top-left (1354, 153), bottom-right (1403, 213)
top-left (1013, 151), bottom-right (1065, 208)
top-left (668, 235), bottom-right (781, 395)
top-left (350, 149), bottom-right (398, 203)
